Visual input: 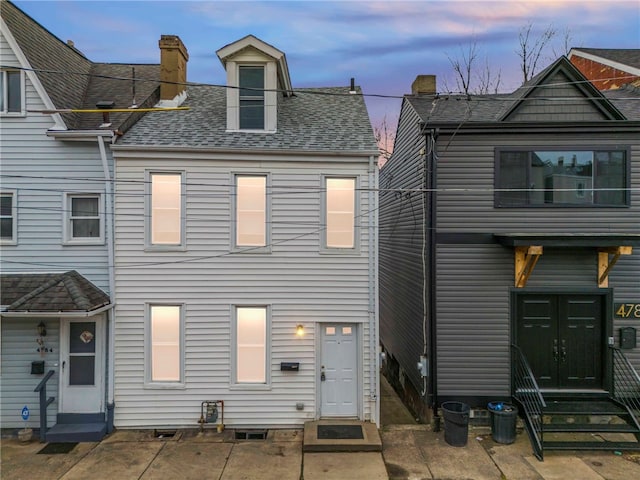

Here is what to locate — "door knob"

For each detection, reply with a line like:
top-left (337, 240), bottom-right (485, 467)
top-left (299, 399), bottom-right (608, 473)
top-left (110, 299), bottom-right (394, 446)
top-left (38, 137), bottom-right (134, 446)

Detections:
top-left (553, 339), bottom-right (559, 362)
top-left (320, 365), bottom-right (326, 382)
top-left (560, 340), bottom-right (567, 363)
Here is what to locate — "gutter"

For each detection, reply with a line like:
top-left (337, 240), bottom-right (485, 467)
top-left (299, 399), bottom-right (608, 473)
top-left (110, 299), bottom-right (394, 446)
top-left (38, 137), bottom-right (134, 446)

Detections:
top-left (368, 153), bottom-right (379, 426)
top-left (426, 128), bottom-right (438, 414)
top-left (1, 302), bottom-right (114, 318)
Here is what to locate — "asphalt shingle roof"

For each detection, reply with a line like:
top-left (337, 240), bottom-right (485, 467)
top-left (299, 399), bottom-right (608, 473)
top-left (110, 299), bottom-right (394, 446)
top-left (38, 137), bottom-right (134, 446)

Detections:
top-left (118, 85), bottom-right (379, 153)
top-left (1, 0), bottom-right (159, 131)
top-left (1, 271), bottom-right (111, 312)
top-left (572, 48), bottom-right (640, 70)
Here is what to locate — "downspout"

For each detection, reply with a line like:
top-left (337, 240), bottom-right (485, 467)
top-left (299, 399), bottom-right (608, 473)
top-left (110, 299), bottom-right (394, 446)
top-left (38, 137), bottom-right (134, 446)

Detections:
top-left (97, 136), bottom-right (116, 433)
top-left (426, 129), bottom-right (439, 418)
top-left (368, 154), bottom-right (379, 426)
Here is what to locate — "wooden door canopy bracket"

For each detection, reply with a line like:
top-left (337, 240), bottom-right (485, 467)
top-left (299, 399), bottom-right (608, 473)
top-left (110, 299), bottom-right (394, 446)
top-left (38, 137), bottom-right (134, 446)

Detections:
top-left (598, 246), bottom-right (632, 288)
top-left (515, 246), bottom-right (543, 288)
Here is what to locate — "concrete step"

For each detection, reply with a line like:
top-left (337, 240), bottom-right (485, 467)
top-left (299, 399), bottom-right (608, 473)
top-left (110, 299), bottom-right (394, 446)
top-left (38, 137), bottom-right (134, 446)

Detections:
top-left (303, 420), bottom-right (382, 452)
top-left (46, 422), bottom-right (107, 443)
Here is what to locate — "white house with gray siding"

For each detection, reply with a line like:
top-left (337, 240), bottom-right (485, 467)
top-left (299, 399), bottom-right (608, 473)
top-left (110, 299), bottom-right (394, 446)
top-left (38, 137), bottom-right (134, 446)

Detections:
top-left (0, 1), bottom-right (159, 441)
top-left (110, 35), bottom-right (380, 430)
top-left (380, 57), bottom-right (640, 454)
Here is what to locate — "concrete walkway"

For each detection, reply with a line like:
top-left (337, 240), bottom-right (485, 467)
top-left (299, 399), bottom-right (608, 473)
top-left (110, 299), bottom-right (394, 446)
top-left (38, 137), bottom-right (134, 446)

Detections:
top-left (2, 377), bottom-right (640, 479)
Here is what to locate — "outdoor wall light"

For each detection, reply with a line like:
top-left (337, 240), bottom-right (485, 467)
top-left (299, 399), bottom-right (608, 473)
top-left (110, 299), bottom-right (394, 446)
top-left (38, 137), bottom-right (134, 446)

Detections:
top-left (37, 321), bottom-right (47, 337)
top-left (296, 324), bottom-right (305, 337)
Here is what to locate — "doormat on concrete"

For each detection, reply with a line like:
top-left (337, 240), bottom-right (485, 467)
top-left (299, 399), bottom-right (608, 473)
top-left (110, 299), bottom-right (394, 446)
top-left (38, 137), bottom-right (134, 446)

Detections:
top-left (317, 425), bottom-right (364, 440)
top-left (37, 442), bottom-right (77, 454)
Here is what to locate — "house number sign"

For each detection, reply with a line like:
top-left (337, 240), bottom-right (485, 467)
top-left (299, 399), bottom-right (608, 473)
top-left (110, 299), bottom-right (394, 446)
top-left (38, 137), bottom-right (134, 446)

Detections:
top-left (615, 303), bottom-right (640, 319)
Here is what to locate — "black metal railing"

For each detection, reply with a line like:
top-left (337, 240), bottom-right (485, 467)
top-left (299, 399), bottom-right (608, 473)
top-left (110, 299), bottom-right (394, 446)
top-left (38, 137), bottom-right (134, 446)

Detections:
top-left (611, 347), bottom-right (640, 430)
top-left (34, 370), bottom-right (56, 442)
top-left (511, 344), bottom-right (546, 460)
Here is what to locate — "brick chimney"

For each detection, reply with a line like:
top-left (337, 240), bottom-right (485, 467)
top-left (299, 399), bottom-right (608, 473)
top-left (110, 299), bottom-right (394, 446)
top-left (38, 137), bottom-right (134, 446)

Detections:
top-left (411, 75), bottom-right (436, 95)
top-left (159, 35), bottom-right (189, 100)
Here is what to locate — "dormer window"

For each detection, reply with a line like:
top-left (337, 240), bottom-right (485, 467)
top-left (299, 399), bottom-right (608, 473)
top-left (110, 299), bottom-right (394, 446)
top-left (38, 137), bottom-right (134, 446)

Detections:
top-left (0, 69), bottom-right (24, 115)
top-left (239, 66), bottom-right (265, 130)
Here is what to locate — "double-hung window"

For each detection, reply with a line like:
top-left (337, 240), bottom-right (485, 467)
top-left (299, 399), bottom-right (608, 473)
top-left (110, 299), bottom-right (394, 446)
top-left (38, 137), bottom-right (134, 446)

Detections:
top-left (149, 172), bottom-right (184, 247)
top-left (0, 191), bottom-right (16, 244)
top-left (234, 175), bottom-right (269, 251)
top-left (234, 306), bottom-right (269, 386)
top-left (239, 66), bottom-right (265, 130)
top-left (148, 304), bottom-right (183, 385)
top-left (323, 177), bottom-right (357, 249)
top-left (0, 69), bottom-right (23, 115)
top-left (64, 194), bottom-right (103, 244)
top-left (495, 148), bottom-right (629, 207)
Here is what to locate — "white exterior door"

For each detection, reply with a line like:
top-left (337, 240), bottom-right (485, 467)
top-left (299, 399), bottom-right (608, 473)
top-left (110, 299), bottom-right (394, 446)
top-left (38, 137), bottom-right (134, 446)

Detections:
top-left (320, 324), bottom-right (358, 417)
top-left (60, 317), bottom-right (104, 413)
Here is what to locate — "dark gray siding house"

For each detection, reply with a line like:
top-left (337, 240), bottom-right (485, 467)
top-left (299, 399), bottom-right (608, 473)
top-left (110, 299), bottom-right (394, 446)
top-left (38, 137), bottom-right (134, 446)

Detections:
top-left (379, 57), bottom-right (640, 456)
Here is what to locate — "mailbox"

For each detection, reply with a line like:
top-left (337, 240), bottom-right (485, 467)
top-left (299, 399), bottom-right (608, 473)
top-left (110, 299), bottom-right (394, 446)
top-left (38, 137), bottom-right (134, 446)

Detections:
top-left (31, 361), bottom-right (45, 375)
top-left (620, 327), bottom-right (637, 350)
top-left (280, 362), bottom-right (300, 371)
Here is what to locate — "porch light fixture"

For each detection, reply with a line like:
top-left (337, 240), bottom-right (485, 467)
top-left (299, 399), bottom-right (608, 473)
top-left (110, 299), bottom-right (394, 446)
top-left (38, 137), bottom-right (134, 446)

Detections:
top-left (296, 324), bottom-right (304, 337)
top-left (37, 321), bottom-right (47, 337)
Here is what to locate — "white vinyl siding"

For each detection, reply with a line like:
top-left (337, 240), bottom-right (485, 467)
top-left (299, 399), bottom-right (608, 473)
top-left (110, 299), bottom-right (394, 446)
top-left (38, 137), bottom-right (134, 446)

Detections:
top-left (323, 177), bottom-right (357, 250)
top-left (147, 304), bottom-right (184, 386)
top-left (148, 172), bottom-right (184, 247)
top-left (113, 153), bottom-right (377, 428)
top-left (234, 306), bottom-right (269, 385)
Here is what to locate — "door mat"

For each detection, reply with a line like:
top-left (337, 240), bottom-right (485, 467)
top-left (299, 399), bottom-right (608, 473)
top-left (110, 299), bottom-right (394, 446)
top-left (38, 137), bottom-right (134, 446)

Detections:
top-left (317, 425), bottom-right (364, 440)
top-left (37, 442), bottom-right (78, 454)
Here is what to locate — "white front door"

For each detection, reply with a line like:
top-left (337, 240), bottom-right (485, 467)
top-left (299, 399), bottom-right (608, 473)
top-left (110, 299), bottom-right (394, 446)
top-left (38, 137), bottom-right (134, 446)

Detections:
top-left (60, 317), bottom-right (104, 413)
top-left (320, 324), bottom-right (358, 417)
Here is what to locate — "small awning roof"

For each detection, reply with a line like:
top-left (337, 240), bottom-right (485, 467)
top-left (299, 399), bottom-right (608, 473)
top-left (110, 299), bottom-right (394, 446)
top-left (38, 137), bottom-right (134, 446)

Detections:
top-left (494, 233), bottom-right (640, 248)
top-left (1, 271), bottom-right (111, 314)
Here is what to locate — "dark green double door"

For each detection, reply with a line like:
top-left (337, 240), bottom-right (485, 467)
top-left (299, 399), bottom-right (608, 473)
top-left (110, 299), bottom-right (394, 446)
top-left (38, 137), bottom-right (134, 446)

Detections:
top-left (515, 294), bottom-right (604, 389)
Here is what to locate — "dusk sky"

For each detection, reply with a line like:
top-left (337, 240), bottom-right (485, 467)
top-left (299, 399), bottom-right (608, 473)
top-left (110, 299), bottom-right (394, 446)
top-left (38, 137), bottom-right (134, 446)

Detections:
top-left (12, 0), bottom-right (640, 127)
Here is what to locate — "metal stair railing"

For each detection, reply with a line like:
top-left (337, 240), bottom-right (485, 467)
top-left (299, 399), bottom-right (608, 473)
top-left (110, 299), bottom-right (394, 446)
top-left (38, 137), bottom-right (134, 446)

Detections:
top-left (611, 347), bottom-right (640, 431)
top-left (34, 370), bottom-right (56, 442)
top-left (511, 344), bottom-right (546, 460)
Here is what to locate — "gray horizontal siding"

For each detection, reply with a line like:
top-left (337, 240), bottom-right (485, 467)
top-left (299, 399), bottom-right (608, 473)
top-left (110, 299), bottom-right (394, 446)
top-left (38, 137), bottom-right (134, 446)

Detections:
top-left (379, 102), bottom-right (427, 393)
top-left (113, 153), bottom-right (376, 428)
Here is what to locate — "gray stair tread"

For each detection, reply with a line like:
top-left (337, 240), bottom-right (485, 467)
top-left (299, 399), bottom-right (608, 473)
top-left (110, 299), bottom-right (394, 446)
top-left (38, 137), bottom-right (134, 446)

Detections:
top-left (544, 423), bottom-right (639, 433)
top-left (48, 422), bottom-right (106, 433)
top-left (544, 401), bottom-right (627, 415)
top-left (543, 440), bottom-right (640, 450)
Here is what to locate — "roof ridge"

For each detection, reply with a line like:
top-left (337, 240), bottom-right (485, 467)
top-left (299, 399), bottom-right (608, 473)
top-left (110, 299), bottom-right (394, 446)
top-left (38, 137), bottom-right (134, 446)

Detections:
top-left (62, 270), bottom-right (92, 311)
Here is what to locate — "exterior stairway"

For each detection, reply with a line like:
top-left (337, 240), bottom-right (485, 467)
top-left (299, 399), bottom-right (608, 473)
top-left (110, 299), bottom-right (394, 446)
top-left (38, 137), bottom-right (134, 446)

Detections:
top-left (540, 396), bottom-right (640, 452)
top-left (45, 413), bottom-right (107, 443)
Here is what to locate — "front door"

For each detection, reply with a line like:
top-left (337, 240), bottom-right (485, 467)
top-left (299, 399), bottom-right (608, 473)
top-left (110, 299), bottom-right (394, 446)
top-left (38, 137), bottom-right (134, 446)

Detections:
top-left (320, 324), bottom-right (358, 417)
top-left (515, 293), bottom-right (604, 389)
top-left (60, 318), bottom-right (104, 413)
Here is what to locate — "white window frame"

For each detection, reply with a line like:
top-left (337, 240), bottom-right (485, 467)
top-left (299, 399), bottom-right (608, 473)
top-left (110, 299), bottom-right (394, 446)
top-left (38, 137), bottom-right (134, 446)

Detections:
top-left (145, 303), bottom-right (185, 388)
top-left (226, 61), bottom-right (277, 133)
top-left (231, 305), bottom-right (271, 389)
top-left (146, 171), bottom-right (186, 250)
top-left (320, 175), bottom-right (360, 253)
top-left (0, 69), bottom-right (25, 116)
top-left (231, 173), bottom-right (271, 253)
top-left (63, 193), bottom-right (104, 245)
top-left (0, 190), bottom-right (17, 245)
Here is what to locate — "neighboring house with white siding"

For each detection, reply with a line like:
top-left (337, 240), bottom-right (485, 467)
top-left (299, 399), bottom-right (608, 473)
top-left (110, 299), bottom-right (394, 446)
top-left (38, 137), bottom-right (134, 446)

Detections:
top-left (111, 34), bottom-right (380, 429)
top-left (0, 0), bottom-right (160, 441)
top-left (379, 57), bottom-right (640, 456)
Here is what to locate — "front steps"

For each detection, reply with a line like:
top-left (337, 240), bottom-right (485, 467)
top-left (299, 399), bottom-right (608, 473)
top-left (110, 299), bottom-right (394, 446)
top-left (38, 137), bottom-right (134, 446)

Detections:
top-left (45, 413), bottom-right (107, 443)
top-left (540, 397), bottom-right (640, 452)
top-left (303, 420), bottom-right (382, 452)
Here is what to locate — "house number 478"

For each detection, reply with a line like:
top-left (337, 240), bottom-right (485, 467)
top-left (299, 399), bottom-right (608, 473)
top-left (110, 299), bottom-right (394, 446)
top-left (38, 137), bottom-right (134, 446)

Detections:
top-left (615, 303), bottom-right (640, 318)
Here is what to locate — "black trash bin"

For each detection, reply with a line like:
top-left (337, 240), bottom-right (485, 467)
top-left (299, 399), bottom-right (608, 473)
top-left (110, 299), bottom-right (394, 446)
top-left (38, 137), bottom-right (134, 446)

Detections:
top-left (487, 402), bottom-right (518, 444)
top-left (441, 401), bottom-right (470, 447)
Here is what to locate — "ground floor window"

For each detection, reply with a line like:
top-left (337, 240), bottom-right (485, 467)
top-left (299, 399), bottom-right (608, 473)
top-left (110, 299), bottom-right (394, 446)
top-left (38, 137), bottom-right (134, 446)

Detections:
top-left (234, 306), bottom-right (269, 385)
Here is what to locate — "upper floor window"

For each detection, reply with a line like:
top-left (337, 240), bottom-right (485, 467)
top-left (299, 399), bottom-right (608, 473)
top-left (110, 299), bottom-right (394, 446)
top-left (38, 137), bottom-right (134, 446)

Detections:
top-left (239, 66), bottom-right (265, 130)
top-left (324, 177), bottom-right (356, 249)
top-left (234, 174), bottom-right (270, 251)
top-left (0, 69), bottom-right (23, 114)
top-left (0, 191), bottom-right (16, 244)
top-left (64, 194), bottom-right (103, 244)
top-left (495, 148), bottom-right (629, 207)
top-left (149, 172), bottom-right (184, 247)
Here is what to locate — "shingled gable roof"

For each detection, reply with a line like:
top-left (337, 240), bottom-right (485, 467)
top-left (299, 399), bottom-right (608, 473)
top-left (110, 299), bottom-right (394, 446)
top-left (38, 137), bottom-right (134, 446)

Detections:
top-left (570, 48), bottom-right (640, 71)
top-left (0, 271), bottom-right (110, 313)
top-left (0, 0), bottom-right (160, 132)
top-left (406, 56), bottom-right (638, 124)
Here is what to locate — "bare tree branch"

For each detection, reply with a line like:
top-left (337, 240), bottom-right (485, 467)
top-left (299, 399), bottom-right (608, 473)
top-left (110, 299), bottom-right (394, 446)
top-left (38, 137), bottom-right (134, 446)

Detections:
top-left (517, 22), bottom-right (557, 82)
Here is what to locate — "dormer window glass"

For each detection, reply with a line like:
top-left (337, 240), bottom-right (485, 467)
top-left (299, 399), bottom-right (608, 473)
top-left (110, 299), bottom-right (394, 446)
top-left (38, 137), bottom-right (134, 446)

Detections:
top-left (239, 66), bottom-right (265, 130)
top-left (0, 70), bottom-right (23, 114)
